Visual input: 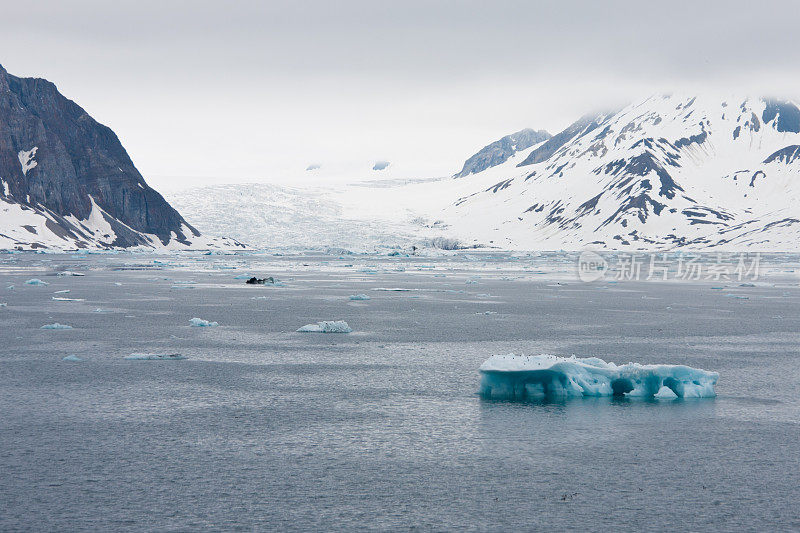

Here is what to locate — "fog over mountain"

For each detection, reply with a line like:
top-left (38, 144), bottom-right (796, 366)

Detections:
top-left (1, 0), bottom-right (798, 188)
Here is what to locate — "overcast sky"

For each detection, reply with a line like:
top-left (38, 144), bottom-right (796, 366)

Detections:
top-left (2, 0), bottom-right (799, 189)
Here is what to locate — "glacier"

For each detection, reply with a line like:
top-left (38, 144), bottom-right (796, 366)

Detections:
top-left (479, 354), bottom-right (718, 400)
top-left (297, 320), bottom-right (352, 333)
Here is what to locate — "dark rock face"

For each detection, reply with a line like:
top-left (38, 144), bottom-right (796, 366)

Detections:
top-left (455, 128), bottom-right (551, 178)
top-left (0, 64), bottom-right (198, 247)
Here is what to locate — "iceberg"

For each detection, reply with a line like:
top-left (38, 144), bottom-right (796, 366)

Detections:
top-left (41, 323), bottom-right (73, 330)
top-left (190, 317), bottom-right (218, 327)
top-left (297, 320), bottom-right (352, 333)
top-left (348, 294), bottom-right (371, 301)
top-left (52, 297), bottom-right (85, 302)
top-left (62, 354), bottom-right (83, 361)
top-left (124, 353), bottom-right (187, 360)
top-left (25, 278), bottom-right (49, 286)
top-left (56, 271), bottom-right (85, 277)
top-left (479, 354), bottom-right (718, 400)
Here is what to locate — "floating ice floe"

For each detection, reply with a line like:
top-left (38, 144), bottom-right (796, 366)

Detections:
top-left (25, 279), bottom-right (49, 286)
top-left (54, 289), bottom-right (70, 294)
top-left (297, 320), bottom-right (352, 333)
top-left (56, 271), bottom-right (85, 277)
top-left (348, 294), bottom-right (371, 301)
top-left (41, 323), bottom-right (73, 330)
top-left (124, 353), bottom-right (187, 360)
top-left (190, 317), bottom-right (219, 327)
top-left (62, 354), bottom-right (83, 361)
top-left (52, 297), bottom-right (85, 302)
top-left (0, 302), bottom-right (7, 308)
top-left (479, 354), bottom-right (718, 400)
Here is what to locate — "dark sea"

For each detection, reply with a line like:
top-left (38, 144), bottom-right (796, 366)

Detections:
top-left (1, 252), bottom-right (798, 531)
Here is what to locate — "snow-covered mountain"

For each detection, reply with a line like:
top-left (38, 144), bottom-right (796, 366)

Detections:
top-left (169, 94), bottom-right (800, 253)
top-left (0, 64), bottom-right (238, 251)
top-left (442, 94), bottom-right (800, 250)
top-left (454, 128), bottom-right (551, 178)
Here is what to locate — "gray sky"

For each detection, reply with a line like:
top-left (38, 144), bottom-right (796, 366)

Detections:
top-left (2, 0), bottom-right (799, 189)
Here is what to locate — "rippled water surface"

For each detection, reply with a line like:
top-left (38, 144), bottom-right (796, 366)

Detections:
top-left (1, 252), bottom-right (799, 531)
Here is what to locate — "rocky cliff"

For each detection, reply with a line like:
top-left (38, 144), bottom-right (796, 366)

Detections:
top-left (0, 64), bottom-right (201, 249)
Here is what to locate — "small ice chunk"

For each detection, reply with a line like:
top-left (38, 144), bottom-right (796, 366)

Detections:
top-left (25, 279), bottom-right (49, 286)
top-left (54, 289), bottom-right (70, 294)
top-left (349, 294), bottom-right (370, 301)
top-left (52, 296), bottom-right (85, 302)
top-left (0, 302), bottom-right (7, 308)
top-left (124, 353), bottom-right (187, 360)
top-left (56, 271), bottom-right (85, 277)
top-left (41, 323), bottom-right (73, 330)
top-left (62, 354), bottom-right (83, 362)
top-left (190, 317), bottom-right (218, 327)
top-left (297, 320), bottom-right (352, 333)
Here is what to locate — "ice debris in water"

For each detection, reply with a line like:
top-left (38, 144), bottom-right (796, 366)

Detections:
top-left (190, 317), bottom-right (218, 327)
top-left (57, 271), bottom-right (85, 277)
top-left (0, 302), bottom-right (7, 308)
top-left (479, 354), bottom-right (718, 400)
top-left (124, 353), bottom-right (187, 360)
top-left (52, 297), bottom-right (85, 302)
top-left (41, 323), bottom-right (73, 330)
top-left (297, 320), bottom-right (352, 333)
top-left (25, 279), bottom-right (49, 286)
top-left (349, 294), bottom-right (371, 301)
top-left (62, 354), bottom-right (83, 361)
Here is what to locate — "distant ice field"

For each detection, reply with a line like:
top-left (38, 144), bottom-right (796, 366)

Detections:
top-left (1, 251), bottom-right (799, 531)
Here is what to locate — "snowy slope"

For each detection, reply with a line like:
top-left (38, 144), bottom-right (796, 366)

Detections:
top-left (170, 94), bottom-right (800, 252)
top-left (0, 195), bottom-right (240, 251)
top-left (442, 94), bottom-right (800, 250)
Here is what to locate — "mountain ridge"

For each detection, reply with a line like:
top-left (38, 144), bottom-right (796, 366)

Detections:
top-left (0, 64), bottom-right (224, 250)
top-left (454, 128), bottom-right (551, 178)
top-left (442, 93), bottom-right (800, 250)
